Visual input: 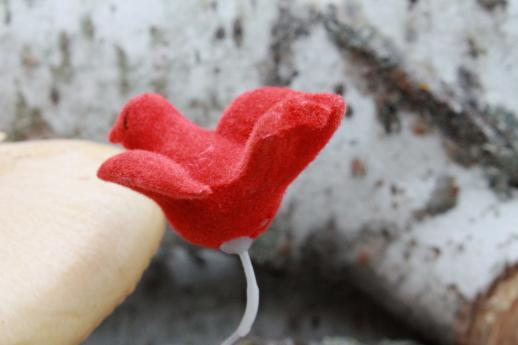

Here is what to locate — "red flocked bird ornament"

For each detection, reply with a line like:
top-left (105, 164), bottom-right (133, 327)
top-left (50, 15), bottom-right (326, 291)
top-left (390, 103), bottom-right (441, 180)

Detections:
top-left (98, 86), bottom-right (346, 345)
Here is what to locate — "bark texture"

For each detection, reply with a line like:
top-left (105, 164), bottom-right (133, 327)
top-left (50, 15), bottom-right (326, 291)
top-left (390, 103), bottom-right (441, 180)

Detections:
top-left (1, 0), bottom-right (518, 344)
top-left (237, 338), bottom-right (420, 345)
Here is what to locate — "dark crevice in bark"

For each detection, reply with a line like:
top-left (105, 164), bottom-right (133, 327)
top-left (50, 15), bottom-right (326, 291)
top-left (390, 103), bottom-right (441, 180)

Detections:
top-left (261, 1), bottom-right (317, 86)
top-left (323, 12), bottom-right (518, 193)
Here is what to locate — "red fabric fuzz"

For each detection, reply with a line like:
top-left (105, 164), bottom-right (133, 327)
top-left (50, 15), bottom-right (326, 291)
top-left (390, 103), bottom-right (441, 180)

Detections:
top-left (98, 87), bottom-right (346, 249)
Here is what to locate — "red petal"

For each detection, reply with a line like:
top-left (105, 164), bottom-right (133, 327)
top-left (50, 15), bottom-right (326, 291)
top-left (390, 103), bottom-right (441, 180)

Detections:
top-left (97, 150), bottom-right (211, 199)
top-left (216, 87), bottom-right (294, 143)
top-left (237, 93), bottom-right (345, 188)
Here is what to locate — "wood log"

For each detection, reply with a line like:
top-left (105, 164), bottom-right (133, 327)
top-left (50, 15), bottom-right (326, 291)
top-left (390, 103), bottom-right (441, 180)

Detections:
top-left (1, 1), bottom-right (518, 344)
top-left (236, 337), bottom-right (420, 345)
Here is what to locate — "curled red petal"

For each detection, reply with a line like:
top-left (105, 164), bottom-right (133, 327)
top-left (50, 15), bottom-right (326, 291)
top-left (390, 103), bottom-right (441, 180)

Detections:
top-left (98, 150), bottom-right (211, 199)
top-left (237, 92), bottom-right (345, 190)
top-left (216, 87), bottom-right (294, 143)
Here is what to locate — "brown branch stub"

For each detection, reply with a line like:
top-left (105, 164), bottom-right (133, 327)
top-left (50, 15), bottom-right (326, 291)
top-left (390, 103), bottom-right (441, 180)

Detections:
top-left (457, 265), bottom-right (518, 345)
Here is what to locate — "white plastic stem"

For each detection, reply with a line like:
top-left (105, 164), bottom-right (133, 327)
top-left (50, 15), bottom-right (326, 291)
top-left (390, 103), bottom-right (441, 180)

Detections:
top-left (220, 238), bottom-right (259, 345)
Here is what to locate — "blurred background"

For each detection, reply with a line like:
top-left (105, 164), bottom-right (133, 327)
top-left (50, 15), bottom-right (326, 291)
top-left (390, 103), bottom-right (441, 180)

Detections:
top-left (1, 0), bottom-right (518, 344)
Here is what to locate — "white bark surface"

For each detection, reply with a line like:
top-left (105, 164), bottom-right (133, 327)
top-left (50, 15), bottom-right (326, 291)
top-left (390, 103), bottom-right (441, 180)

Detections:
top-left (1, 1), bottom-right (518, 344)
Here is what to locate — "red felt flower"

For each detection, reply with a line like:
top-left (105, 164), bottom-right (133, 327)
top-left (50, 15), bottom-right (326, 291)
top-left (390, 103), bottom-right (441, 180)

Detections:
top-left (98, 87), bottom-right (346, 249)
